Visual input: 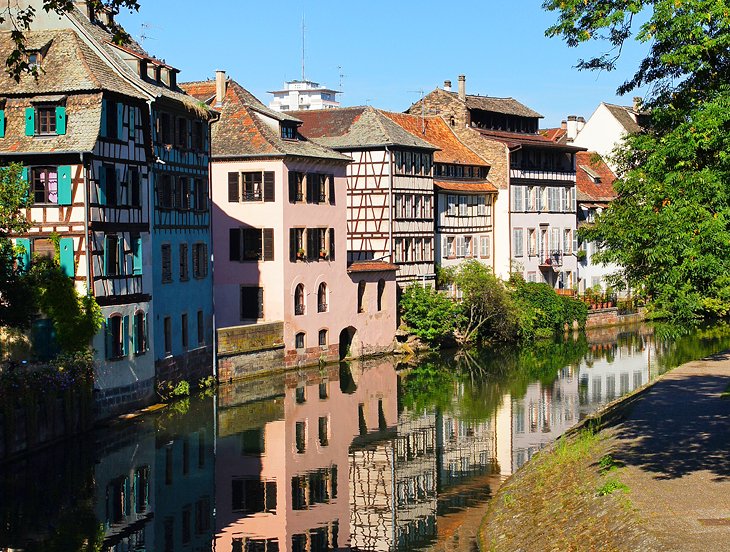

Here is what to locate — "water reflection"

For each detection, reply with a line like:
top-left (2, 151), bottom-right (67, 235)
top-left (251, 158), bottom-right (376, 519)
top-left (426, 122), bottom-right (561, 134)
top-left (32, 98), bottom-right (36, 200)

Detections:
top-left (2, 323), bottom-right (730, 552)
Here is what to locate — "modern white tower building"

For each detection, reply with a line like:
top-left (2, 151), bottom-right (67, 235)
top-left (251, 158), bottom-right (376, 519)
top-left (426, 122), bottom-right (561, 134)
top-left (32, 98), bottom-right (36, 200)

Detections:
top-left (268, 80), bottom-right (341, 111)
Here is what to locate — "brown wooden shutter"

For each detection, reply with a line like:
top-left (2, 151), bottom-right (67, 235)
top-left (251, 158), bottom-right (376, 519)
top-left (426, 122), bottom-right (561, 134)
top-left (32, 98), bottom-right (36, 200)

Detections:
top-left (306, 174), bottom-right (314, 203)
top-left (263, 228), bottom-right (274, 261)
top-left (228, 172), bottom-right (239, 202)
top-left (328, 174), bottom-right (335, 205)
top-left (290, 228), bottom-right (297, 261)
top-left (263, 172), bottom-right (275, 202)
top-left (257, 287), bottom-right (264, 318)
top-left (307, 228), bottom-right (317, 260)
top-left (329, 228), bottom-right (335, 261)
top-left (288, 171), bottom-right (297, 203)
top-left (229, 228), bottom-right (240, 261)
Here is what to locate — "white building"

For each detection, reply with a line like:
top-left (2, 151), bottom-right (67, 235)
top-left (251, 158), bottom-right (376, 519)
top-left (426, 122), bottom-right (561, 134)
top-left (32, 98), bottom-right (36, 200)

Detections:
top-left (268, 80), bottom-right (340, 112)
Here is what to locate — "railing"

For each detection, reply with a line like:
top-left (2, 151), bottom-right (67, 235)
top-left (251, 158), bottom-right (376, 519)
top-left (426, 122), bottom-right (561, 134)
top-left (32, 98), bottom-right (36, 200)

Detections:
top-left (241, 190), bottom-right (262, 201)
top-left (318, 302), bottom-right (328, 313)
top-left (509, 168), bottom-right (576, 181)
top-left (295, 304), bottom-right (305, 316)
top-left (539, 249), bottom-right (563, 268)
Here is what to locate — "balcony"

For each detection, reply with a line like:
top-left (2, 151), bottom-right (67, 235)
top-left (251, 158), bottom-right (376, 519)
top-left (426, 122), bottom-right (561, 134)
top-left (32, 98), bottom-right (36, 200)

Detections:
top-left (318, 302), bottom-right (328, 313)
top-left (509, 167), bottom-right (576, 182)
top-left (295, 304), bottom-right (305, 316)
top-left (539, 250), bottom-right (563, 270)
top-left (241, 190), bottom-right (262, 201)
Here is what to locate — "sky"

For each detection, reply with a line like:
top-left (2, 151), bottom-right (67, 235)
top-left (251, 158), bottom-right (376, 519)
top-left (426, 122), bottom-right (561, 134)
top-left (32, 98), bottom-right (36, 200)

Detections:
top-left (117, 0), bottom-right (651, 128)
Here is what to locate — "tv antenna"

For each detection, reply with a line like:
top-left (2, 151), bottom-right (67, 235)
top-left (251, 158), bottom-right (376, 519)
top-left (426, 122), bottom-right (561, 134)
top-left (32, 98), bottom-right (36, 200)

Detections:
top-left (138, 22), bottom-right (157, 46)
top-left (301, 13), bottom-right (306, 81)
top-left (337, 65), bottom-right (346, 92)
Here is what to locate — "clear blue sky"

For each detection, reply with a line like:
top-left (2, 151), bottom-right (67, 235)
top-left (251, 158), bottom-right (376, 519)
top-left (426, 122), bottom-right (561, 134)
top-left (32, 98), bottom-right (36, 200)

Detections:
top-left (117, 0), bottom-right (650, 128)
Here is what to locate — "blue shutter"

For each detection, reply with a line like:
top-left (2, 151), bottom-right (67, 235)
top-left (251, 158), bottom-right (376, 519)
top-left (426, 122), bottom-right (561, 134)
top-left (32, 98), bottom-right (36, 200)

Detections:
top-left (132, 313), bottom-right (139, 354)
top-left (117, 103), bottom-right (124, 140)
top-left (129, 106), bottom-right (135, 141)
top-left (100, 99), bottom-right (108, 138)
top-left (132, 235), bottom-right (143, 275)
top-left (57, 165), bottom-right (72, 205)
top-left (103, 236), bottom-right (109, 276)
top-left (98, 166), bottom-right (106, 205)
top-left (21, 167), bottom-right (30, 202)
top-left (122, 315), bottom-right (130, 356)
top-left (0, 109), bottom-right (5, 137)
top-left (59, 237), bottom-right (74, 277)
top-left (55, 106), bottom-right (67, 135)
top-left (25, 107), bottom-right (35, 136)
top-left (105, 318), bottom-right (113, 359)
top-left (118, 237), bottom-right (126, 276)
top-left (16, 238), bottom-right (31, 270)
top-left (143, 312), bottom-right (148, 353)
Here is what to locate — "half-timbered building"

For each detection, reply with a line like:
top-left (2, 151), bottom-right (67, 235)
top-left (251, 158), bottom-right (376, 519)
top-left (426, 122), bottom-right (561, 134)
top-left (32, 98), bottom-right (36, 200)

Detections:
top-left (182, 74), bottom-right (397, 370)
top-left (408, 76), bottom-right (583, 289)
top-left (380, 112), bottom-right (497, 278)
top-left (293, 106), bottom-right (439, 286)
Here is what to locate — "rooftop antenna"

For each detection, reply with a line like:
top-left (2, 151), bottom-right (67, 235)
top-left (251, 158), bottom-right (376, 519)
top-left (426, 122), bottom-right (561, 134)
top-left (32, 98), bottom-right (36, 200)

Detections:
top-left (301, 13), bottom-right (306, 82)
top-left (139, 22), bottom-right (156, 46)
top-left (408, 89), bottom-right (426, 134)
top-left (337, 65), bottom-right (346, 93)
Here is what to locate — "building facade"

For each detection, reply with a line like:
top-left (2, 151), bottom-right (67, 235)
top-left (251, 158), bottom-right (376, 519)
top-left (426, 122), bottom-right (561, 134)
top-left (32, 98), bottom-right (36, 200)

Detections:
top-left (268, 79), bottom-right (341, 112)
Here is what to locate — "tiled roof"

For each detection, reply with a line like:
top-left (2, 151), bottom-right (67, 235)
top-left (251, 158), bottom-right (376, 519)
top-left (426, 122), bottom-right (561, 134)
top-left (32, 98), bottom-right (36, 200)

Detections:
top-left (475, 128), bottom-right (585, 152)
top-left (291, 106), bottom-right (438, 150)
top-left (440, 91), bottom-right (543, 118)
top-left (380, 111), bottom-right (487, 166)
top-left (434, 180), bottom-right (497, 193)
top-left (180, 79), bottom-right (349, 161)
top-left (576, 151), bottom-right (617, 202)
top-left (603, 103), bottom-right (641, 134)
top-left (0, 30), bottom-right (144, 99)
top-left (542, 127), bottom-right (568, 144)
top-left (347, 260), bottom-right (399, 273)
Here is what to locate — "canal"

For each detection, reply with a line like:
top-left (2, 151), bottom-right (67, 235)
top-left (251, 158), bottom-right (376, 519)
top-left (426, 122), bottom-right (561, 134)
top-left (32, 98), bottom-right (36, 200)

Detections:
top-left (2, 322), bottom-right (730, 552)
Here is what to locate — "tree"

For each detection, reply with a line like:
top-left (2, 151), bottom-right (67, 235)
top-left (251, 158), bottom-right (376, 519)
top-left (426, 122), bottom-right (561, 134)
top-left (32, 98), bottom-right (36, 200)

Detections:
top-left (400, 284), bottom-right (458, 345)
top-left (544, 0), bottom-right (730, 319)
top-left (1, 0), bottom-right (140, 81)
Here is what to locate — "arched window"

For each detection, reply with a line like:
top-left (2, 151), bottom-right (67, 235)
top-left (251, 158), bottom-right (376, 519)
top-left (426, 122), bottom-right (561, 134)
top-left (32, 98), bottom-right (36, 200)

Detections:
top-left (449, 116), bottom-right (455, 127)
top-left (357, 281), bottom-right (366, 313)
top-left (294, 284), bottom-right (305, 315)
top-left (318, 282), bottom-right (328, 312)
top-left (295, 332), bottom-right (305, 349)
top-left (319, 329), bottom-right (328, 347)
top-left (377, 279), bottom-right (385, 312)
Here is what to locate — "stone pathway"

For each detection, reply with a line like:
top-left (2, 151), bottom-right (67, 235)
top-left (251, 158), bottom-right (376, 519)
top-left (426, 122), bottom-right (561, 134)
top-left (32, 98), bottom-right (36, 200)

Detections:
top-left (611, 351), bottom-right (730, 551)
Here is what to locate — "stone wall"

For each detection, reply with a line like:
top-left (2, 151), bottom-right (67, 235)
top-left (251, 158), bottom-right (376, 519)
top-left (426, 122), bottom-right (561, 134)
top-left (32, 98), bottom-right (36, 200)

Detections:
top-left (156, 345), bottom-right (213, 387)
top-left (217, 322), bottom-right (285, 383)
top-left (586, 308), bottom-right (645, 329)
top-left (94, 377), bottom-right (156, 421)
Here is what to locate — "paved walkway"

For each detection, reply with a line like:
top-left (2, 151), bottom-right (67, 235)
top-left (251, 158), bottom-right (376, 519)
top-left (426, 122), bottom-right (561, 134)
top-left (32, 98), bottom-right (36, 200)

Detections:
top-left (611, 351), bottom-right (730, 551)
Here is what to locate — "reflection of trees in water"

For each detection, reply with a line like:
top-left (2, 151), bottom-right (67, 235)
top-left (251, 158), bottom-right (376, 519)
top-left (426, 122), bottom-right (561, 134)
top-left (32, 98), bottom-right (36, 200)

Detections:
top-left (652, 321), bottom-right (730, 373)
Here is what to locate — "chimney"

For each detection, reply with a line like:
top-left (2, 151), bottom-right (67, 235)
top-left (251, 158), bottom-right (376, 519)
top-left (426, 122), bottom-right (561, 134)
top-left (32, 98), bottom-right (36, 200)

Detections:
top-left (74, 1), bottom-right (92, 19)
top-left (458, 75), bottom-right (466, 102)
top-left (577, 116), bottom-right (586, 133)
top-left (560, 120), bottom-right (567, 130)
top-left (104, 9), bottom-right (114, 26)
top-left (215, 70), bottom-right (227, 107)
top-left (566, 115), bottom-right (578, 140)
top-left (443, 80), bottom-right (452, 92)
top-left (633, 96), bottom-right (643, 112)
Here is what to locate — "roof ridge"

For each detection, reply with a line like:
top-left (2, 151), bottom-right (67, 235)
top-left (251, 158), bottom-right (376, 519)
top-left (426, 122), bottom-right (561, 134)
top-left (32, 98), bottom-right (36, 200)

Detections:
top-left (69, 30), bottom-right (103, 89)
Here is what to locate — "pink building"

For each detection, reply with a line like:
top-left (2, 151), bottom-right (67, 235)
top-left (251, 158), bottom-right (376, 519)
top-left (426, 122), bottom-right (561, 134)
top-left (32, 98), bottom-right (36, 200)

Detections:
top-left (182, 74), bottom-right (397, 375)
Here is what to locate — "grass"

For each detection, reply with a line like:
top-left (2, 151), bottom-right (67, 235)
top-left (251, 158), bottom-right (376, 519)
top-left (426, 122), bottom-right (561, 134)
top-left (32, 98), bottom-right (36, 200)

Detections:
top-left (721, 382), bottom-right (730, 399)
top-left (597, 477), bottom-right (629, 496)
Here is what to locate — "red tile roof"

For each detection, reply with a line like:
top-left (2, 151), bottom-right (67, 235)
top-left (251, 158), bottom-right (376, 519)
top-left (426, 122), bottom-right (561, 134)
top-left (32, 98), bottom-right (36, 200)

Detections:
top-left (576, 151), bottom-right (617, 202)
top-left (475, 128), bottom-right (584, 151)
top-left (434, 180), bottom-right (497, 193)
top-left (380, 112), bottom-right (487, 166)
top-left (347, 260), bottom-right (399, 273)
top-left (542, 127), bottom-right (567, 143)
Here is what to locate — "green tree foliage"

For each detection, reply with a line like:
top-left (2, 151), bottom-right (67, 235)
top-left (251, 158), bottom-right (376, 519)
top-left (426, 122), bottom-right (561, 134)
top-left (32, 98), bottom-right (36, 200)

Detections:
top-left (400, 284), bottom-right (457, 345)
top-left (543, 0), bottom-right (730, 320)
top-left (0, 163), bottom-right (34, 328)
top-left (2, 0), bottom-right (140, 81)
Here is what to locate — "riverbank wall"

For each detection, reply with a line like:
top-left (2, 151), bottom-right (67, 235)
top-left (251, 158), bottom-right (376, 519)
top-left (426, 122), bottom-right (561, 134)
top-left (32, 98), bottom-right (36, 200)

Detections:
top-left (585, 306), bottom-right (645, 329)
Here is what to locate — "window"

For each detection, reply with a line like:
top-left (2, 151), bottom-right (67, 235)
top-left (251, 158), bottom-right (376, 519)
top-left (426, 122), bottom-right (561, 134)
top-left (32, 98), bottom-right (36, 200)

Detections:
top-left (564, 229), bottom-right (572, 254)
top-left (447, 194), bottom-right (457, 216)
top-left (104, 235), bottom-right (121, 276)
top-left (318, 416), bottom-right (329, 446)
top-left (230, 228), bottom-right (274, 262)
top-left (192, 121), bottom-right (204, 151)
top-left (158, 174), bottom-right (173, 209)
top-left (458, 197), bottom-right (468, 216)
top-left (106, 314), bottom-right (125, 359)
top-left (513, 228), bottom-right (524, 257)
top-left (318, 329), bottom-right (328, 347)
top-left (480, 236), bottom-right (491, 258)
top-left (294, 284), bottom-right (305, 315)
top-left (192, 243), bottom-right (208, 278)
top-left (178, 177), bottom-right (190, 210)
top-left (158, 112), bottom-right (172, 144)
top-left (228, 171), bottom-right (275, 202)
top-left (179, 243), bottom-right (189, 281)
top-left (105, 100), bottom-right (118, 138)
top-left (295, 421), bottom-right (306, 452)
top-left (296, 386), bottom-right (306, 404)
top-left (464, 236), bottom-right (472, 257)
top-left (25, 104), bottom-right (66, 137)
top-left (197, 310), bottom-right (205, 345)
top-left (317, 283), bottom-right (328, 312)
top-left (240, 286), bottom-right (264, 320)
top-left (161, 244), bottom-right (172, 283)
top-left (133, 311), bottom-right (147, 355)
top-left (456, 236), bottom-right (465, 258)
top-left (289, 227), bottom-right (333, 262)
top-left (288, 171), bottom-right (304, 202)
top-left (163, 316), bottom-right (172, 355)
top-left (295, 332), bottom-right (305, 350)
top-left (177, 118), bottom-right (188, 148)
top-left (31, 167), bottom-right (58, 204)
top-left (130, 169), bottom-right (141, 207)
top-left (193, 178), bottom-right (206, 211)
top-left (231, 479), bottom-right (277, 515)
top-left (357, 281), bottom-right (366, 313)
top-left (512, 186), bottom-right (524, 212)
top-left (377, 279), bottom-right (385, 311)
top-left (181, 313), bottom-right (188, 350)
top-left (281, 123), bottom-right (296, 139)
top-left (27, 51), bottom-right (41, 69)
top-left (36, 106), bottom-right (56, 135)
top-left (444, 236), bottom-right (454, 258)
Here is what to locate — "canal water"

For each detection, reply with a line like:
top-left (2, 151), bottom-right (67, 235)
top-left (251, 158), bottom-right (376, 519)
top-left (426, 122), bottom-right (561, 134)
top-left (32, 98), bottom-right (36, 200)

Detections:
top-left (2, 322), bottom-right (730, 552)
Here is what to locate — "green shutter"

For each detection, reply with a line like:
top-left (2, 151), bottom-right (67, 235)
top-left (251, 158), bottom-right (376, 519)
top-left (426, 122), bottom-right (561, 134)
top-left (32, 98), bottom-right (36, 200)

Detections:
top-left (122, 315), bottom-right (130, 356)
top-left (16, 238), bottom-right (31, 270)
top-left (57, 165), bottom-right (72, 205)
top-left (0, 109), bottom-right (5, 137)
top-left (25, 107), bottom-right (35, 136)
top-left (21, 167), bottom-right (29, 202)
top-left (117, 103), bottom-right (124, 140)
top-left (128, 106), bottom-right (135, 137)
top-left (100, 99), bottom-right (108, 138)
top-left (98, 166), bottom-right (106, 205)
top-left (55, 106), bottom-right (66, 135)
top-left (105, 318), bottom-right (113, 359)
top-left (132, 236), bottom-right (143, 275)
top-left (59, 237), bottom-right (74, 277)
top-left (132, 313), bottom-right (139, 354)
top-left (103, 236), bottom-right (109, 276)
top-left (118, 237), bottom-right (125, 276)
top-left (143, 312), bottom-right (148, 353)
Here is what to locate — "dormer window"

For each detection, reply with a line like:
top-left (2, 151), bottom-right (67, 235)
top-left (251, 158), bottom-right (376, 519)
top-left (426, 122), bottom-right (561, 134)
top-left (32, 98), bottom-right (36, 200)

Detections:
top-left (27, 51), bottom-right (41, 69)
top-left (281, 123), bottom-right (297, 140)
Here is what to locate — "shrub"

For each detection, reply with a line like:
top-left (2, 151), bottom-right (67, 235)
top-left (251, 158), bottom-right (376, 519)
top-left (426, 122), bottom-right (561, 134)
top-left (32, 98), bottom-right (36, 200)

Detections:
top-left (400, 284), bottom-right (457, 345)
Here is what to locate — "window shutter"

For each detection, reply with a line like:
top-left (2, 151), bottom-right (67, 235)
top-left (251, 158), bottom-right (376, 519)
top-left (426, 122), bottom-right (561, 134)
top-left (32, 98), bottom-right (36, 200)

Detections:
top-left (229, 228), bottom-right (240, 261)
top-left (288, 172), bottom-right (297, 203)
top-left (122, 315), bottom-right (130, 356)
top-left (118, 237), bottom-right (126, 275)
top-left (307, 228), bottom-right (317, 259)
top-left (290, 228), bottom-right (297, 261)
top-left (129, 106), bottom-right (135, 138)
top-left (263, 172), bottom-right (275, 202)
top-left (98, 166), bottom-right (107, 205)
top-left (105, 318), bottom-right (113, 360)
top-left (328, 175), bottom-right (335, 205)
top-left (59, 237), bottom-right (74, 277)
top-left (132, 314), bottom-right (138, 355)
top-left (25, 107), bottom-right (35, 136)
top-left (132, 236), bottom-right (143, 275)
top-left (228, 172), bottom-right (239, 202)
top-left (100, 99), bottom-right (108, 138)
top-left (143, 312), bottom-right (148, 352)
top-left (257, 287), bottom-right (264, 318)
top-left (0, 109), bottom-right (5, 137)
top-left (54, 165), bottom-right (72, 205)
top-left (16, 238), bottom-right (31, 270)
top-left (329, 228), bottom-right (335, 261)
top-left (117, 103), bottom-right (124, 139)
top-left (103, 236), bottom-right (110, 276)
top-left (263, 228), bottom-right (274, 261)
top-left (55, 106), bottom-right (67, 135)
top-left (306, 174), bottom-right (314, 203)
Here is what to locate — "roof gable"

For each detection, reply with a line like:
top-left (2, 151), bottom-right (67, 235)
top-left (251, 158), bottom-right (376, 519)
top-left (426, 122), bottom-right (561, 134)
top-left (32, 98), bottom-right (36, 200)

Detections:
top-left (576, 151), bottom-right (617, 202)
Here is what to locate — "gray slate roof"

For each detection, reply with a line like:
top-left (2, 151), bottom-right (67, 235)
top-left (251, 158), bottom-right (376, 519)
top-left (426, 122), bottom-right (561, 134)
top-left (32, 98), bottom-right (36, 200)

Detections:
top-left (603, 103), bottom-right (641, 134)
top-left (443, 91), bottom-right (543, 118)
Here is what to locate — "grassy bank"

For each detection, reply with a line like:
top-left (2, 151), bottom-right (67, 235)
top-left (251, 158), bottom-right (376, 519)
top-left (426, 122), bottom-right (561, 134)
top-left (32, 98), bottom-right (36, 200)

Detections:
top-left (479, 428), bottom-right (659, 552)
